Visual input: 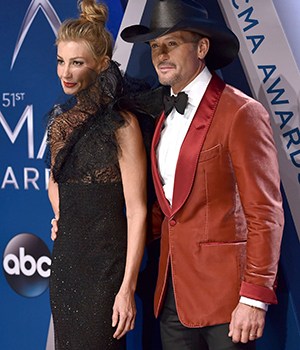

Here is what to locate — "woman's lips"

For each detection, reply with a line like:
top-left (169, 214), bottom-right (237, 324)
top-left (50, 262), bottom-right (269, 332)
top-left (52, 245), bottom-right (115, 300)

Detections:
top-left (63, 81), bottom-right (77, 88)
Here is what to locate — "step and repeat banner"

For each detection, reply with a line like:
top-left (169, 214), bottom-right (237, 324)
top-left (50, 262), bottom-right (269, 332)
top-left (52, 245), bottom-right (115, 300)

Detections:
top-left (0, 1), bottom-right (299, 349)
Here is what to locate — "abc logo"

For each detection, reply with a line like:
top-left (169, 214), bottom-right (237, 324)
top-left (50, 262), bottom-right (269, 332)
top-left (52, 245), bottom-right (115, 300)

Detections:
top-left (3, 233), bottom-right (51, 297)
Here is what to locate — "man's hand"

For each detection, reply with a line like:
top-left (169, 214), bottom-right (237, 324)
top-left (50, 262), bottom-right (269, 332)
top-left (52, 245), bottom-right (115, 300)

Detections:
top-left (228, 303), bottom-right (266, 343)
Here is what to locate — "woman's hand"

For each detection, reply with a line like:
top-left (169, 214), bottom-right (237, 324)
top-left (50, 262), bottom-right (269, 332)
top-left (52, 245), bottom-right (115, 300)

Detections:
top-left (48, 177), bottom-right (59, 241)
top-left (112, 289), bottom-right (136, 339)
top-left (51, 218), bottom-right (58, 241)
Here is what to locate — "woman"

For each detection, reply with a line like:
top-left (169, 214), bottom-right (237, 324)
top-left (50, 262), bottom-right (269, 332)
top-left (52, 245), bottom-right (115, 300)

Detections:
top-left (48, 1), bottom-right (147, 348)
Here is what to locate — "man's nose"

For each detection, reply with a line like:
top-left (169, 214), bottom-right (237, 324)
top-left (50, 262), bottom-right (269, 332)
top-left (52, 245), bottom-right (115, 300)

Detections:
top-left (158, 45), bottom-right (169, 58)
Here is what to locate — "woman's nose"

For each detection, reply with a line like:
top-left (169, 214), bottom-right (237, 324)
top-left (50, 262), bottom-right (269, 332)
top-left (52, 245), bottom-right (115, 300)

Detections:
top-left (62, 65), bottom-right (72, 79)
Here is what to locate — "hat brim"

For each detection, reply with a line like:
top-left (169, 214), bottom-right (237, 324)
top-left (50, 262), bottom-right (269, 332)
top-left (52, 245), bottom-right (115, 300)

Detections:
top-left (121, 19), bottom-right (239, 70)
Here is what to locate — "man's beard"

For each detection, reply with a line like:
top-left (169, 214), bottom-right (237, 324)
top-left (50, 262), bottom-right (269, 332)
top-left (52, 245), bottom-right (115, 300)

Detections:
top-left (158, 73), bottom-right (182, 87)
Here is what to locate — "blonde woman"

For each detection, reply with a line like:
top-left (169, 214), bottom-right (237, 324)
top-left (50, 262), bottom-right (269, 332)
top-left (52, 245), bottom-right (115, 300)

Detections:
top-left (48, 1), bottom-right (146, 348)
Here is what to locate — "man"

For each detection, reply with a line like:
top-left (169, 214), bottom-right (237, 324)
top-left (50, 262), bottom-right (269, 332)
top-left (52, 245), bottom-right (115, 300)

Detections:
top-left (122, 0), bottom-right (284, 349)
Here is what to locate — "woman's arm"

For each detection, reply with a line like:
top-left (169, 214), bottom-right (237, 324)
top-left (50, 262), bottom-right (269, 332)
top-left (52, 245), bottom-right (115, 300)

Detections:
top-left (112, 112), bottom-right (147, 339)
top-left (48, 174), bottom-right (60, 241)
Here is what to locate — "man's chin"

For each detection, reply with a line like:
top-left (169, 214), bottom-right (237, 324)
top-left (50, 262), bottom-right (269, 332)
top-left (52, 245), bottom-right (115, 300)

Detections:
top-left (159, 77), bottom-right (174, 87)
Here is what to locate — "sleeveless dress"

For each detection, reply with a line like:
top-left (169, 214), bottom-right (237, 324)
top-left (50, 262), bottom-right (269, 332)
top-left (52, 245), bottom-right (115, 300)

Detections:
top-left (48, 64), bottom-right (127, 349)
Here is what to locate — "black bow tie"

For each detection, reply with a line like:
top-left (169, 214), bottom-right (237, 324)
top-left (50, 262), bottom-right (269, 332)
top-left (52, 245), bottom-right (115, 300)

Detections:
top-left (163, 91), bottom-right (188, 116)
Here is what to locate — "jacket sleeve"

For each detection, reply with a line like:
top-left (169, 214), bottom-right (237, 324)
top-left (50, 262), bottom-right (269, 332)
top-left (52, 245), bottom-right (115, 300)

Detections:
top-left (229, 98), bottom-right (284, 304)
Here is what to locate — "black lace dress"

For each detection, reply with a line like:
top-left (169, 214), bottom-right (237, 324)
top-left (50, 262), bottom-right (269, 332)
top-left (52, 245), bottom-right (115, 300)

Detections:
top-left (48, 63), bottom-right (129, 350)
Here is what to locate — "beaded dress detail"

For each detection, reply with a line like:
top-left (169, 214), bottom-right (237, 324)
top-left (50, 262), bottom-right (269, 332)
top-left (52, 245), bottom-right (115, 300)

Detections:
top-left (48, 62), bottom-right (128, 350)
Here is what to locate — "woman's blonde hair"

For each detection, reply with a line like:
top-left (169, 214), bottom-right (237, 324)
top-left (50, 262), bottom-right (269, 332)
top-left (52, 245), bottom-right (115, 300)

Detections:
top-left (56, 0), bottom-right (113, 60)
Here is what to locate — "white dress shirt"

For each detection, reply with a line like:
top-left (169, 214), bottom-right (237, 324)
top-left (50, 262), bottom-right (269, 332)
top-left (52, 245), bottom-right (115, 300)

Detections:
top-left (156, 67), bottom-right (268, 312)
top-left (157, 67), bottom-right (212, 205)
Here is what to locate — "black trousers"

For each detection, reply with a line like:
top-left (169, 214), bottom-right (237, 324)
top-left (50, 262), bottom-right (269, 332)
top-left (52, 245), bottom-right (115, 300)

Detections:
top-left (160, 277), bottom-right (256, 350)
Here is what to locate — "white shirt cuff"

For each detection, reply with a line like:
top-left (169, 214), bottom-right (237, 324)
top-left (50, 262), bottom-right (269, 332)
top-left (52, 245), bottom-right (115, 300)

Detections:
top-left (239, 296), bottom-right (269, 311)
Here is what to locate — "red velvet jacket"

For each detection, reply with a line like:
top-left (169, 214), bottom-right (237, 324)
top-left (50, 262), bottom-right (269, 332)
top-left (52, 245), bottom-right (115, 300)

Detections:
top-left (151, 74), bottom-right (284, 327)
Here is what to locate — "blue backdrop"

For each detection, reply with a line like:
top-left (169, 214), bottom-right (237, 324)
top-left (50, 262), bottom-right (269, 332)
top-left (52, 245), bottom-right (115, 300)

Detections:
top-left (0, 1), bottom-right (299, 349)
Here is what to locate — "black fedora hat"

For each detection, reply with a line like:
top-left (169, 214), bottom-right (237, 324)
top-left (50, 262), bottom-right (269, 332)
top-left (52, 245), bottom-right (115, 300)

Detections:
top-left (121, 0), bottom-right (239, 70)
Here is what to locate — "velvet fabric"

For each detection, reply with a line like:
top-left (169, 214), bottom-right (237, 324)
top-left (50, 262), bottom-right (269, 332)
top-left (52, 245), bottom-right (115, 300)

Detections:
top-left (151, 73), bottom-right (284, 327)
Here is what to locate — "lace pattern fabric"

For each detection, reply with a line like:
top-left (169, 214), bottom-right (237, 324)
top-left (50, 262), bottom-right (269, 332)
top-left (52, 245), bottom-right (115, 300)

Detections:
top-left (47, 61), bottom-right (126, 185)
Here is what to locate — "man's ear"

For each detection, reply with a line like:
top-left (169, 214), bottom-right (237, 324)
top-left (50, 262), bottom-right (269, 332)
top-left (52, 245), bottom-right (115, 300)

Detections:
top-left (198, 37), bottom-right (210, 60)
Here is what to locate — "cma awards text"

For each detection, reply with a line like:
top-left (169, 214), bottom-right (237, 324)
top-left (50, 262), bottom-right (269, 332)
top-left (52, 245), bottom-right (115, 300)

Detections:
top-left (0, 102), bottom-right (50, 191)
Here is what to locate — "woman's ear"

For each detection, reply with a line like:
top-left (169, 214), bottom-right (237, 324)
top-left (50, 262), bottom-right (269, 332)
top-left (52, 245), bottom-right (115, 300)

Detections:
top-left (97, 55), bottom-right (110, 73)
